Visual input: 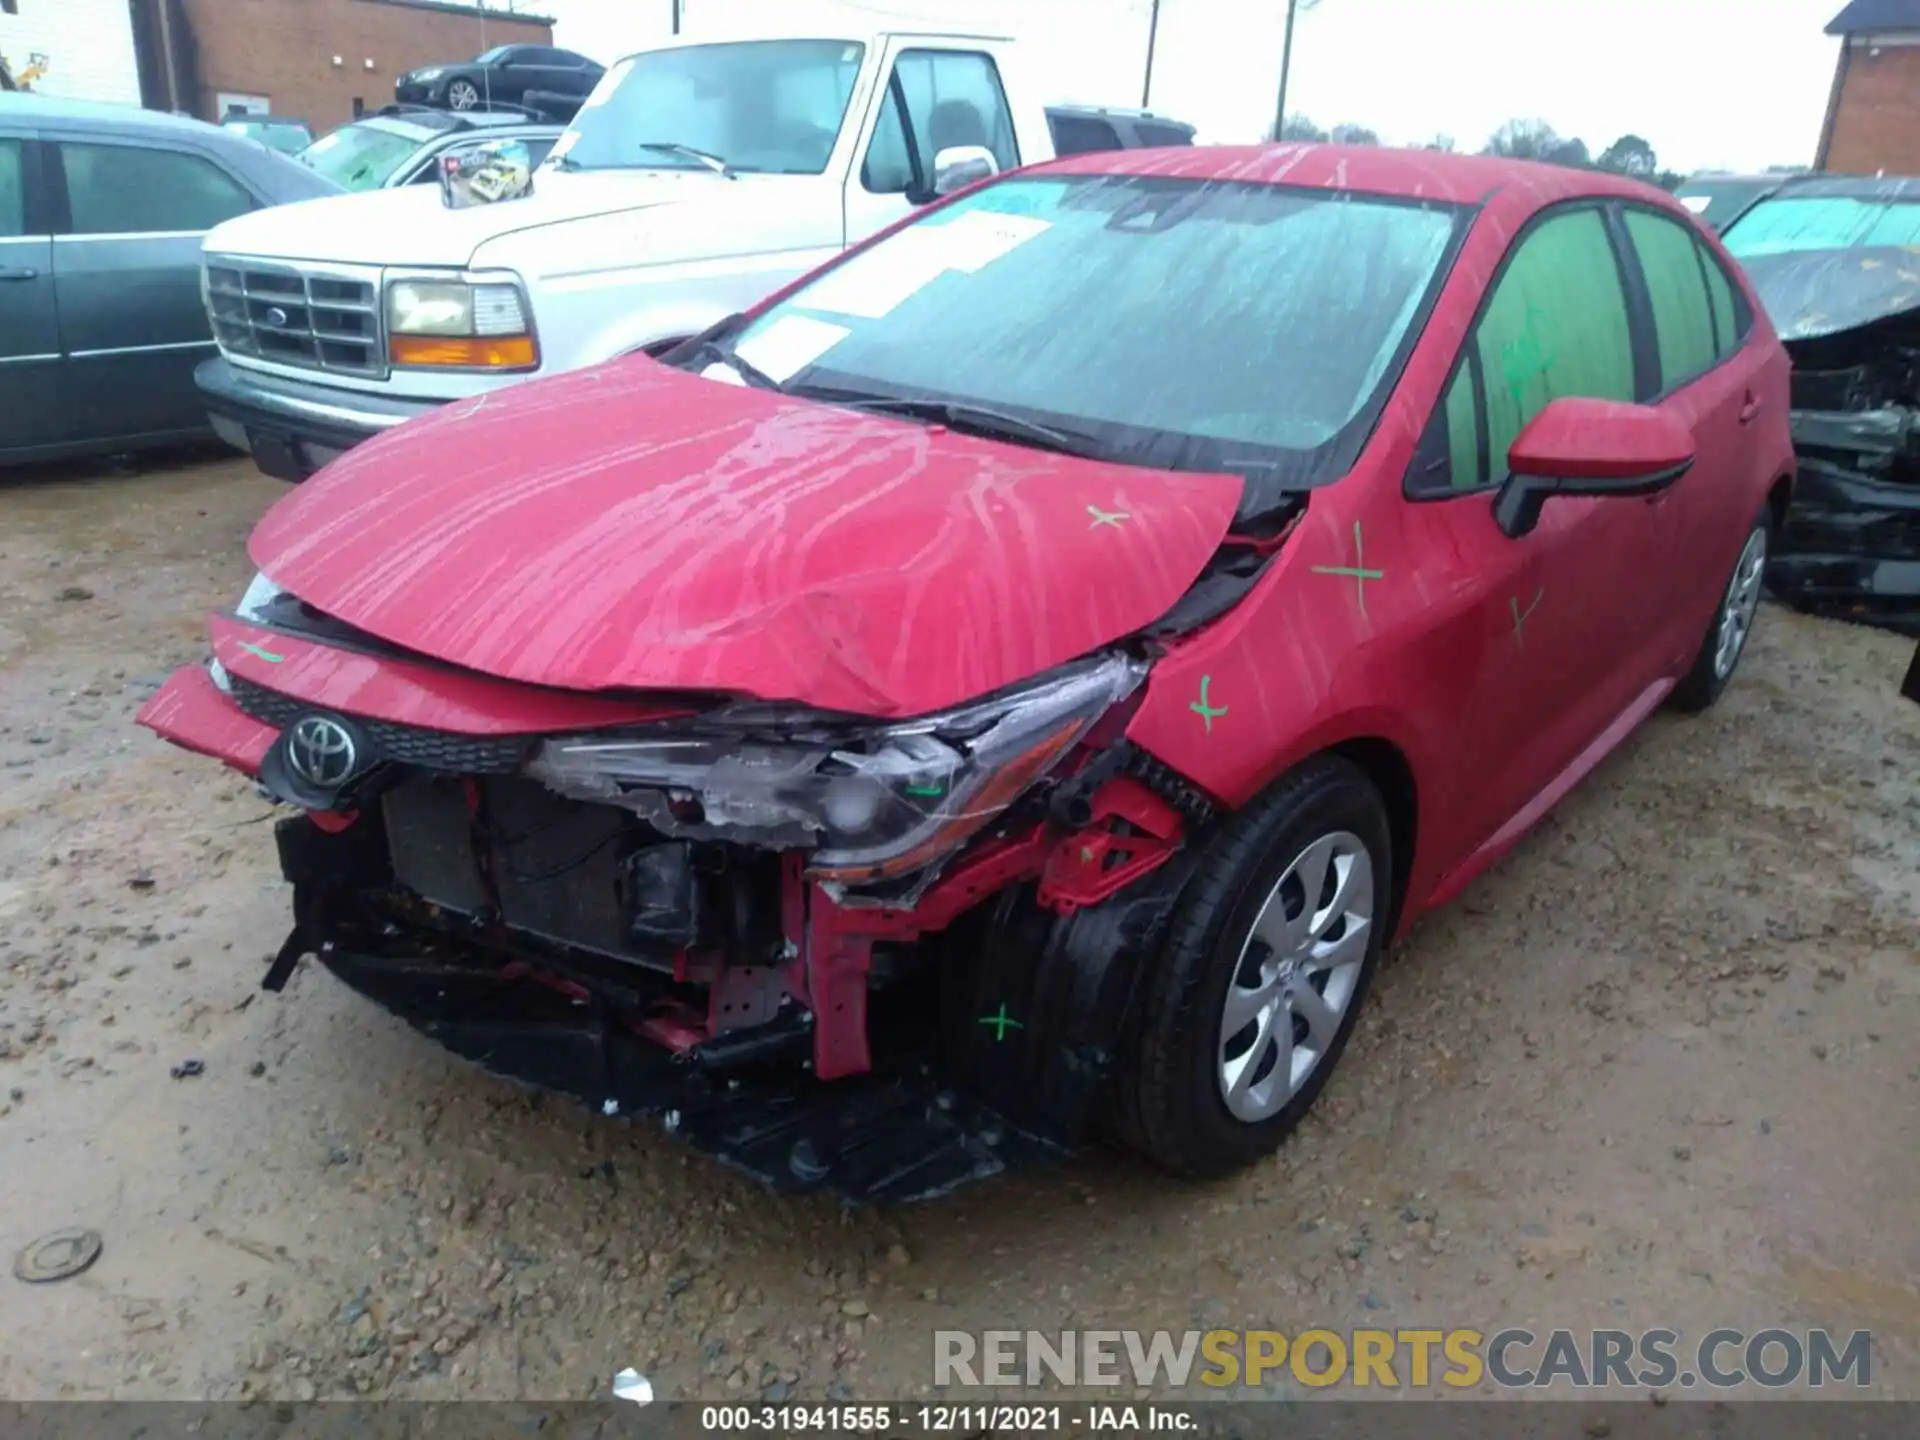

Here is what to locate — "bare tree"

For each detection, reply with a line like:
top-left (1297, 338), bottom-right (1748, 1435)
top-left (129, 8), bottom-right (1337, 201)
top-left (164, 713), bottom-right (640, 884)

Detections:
top-left (1329, 122), bottom-right (1380, 146)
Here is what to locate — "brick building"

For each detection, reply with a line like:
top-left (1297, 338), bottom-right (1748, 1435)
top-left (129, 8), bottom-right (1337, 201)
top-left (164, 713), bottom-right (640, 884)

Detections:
top-left (1817, 0), bottom-right (1920, 173)
top-left (135, 0), bottom-right (552, 130)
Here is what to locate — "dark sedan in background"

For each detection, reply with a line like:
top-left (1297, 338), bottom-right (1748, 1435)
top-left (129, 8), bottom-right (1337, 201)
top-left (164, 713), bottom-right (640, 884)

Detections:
top-left (394, 45), bottom-right (604, 118)
top-left (0, 94), bottom-right (340, 467)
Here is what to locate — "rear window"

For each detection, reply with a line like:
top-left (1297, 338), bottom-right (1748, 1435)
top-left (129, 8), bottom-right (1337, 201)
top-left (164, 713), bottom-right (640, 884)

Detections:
top-left (1048, 113), bottom-right (1121, 156)
top-left (1135, 121), bottom-right (1193, 147)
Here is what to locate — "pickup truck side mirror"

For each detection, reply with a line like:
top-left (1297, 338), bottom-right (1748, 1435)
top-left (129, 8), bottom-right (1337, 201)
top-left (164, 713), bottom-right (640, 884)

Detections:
top-left (439, 139), bottom-right (535, 209)
top-left (928, 145), bottom-right (998, 199)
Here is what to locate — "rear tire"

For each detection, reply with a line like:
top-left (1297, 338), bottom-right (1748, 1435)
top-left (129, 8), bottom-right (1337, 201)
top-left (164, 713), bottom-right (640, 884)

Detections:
top-left (1115, 756), bottom-right (1391, 1178)
top-left (1671, 507), bottom-right (1770, 713)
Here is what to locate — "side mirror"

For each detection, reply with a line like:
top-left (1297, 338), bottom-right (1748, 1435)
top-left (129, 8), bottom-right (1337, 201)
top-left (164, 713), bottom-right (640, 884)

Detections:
top-left (930, 144), bottom-right (998, 198)
top-left (438, 138), bottom-right (535, 209)
top-left (1492, 396), bottom-right (1695, 540)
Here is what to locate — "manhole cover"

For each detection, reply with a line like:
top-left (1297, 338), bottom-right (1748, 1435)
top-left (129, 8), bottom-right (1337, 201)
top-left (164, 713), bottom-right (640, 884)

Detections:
top-left (13, 1229), bottom-right (102, 1284)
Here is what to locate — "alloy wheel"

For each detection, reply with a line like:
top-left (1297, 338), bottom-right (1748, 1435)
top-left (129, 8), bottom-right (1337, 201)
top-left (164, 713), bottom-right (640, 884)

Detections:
top-left (447, 79), bottom-right (481, 110)
top-left (1714, 525), bottom-right (1768, 680)
top-left (1217, 831), bottom-right (1374, 1123)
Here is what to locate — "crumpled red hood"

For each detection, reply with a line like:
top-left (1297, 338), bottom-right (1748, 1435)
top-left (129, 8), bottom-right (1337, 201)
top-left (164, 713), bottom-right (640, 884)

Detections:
top-left (250, 359), bottom-right (1244, 718)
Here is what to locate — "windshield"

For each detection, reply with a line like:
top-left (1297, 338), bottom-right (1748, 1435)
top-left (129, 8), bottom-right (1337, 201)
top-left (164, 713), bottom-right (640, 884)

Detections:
top-left (1675, 180), bottom-right (1774, 232)
top-left (298, 119), bottom-right (436, 191)
top-left (1723, 195), bottom-right (1920, 256)
top-left (560, 40), bottom-right (864, 176)
top-left (477, 46), bottom-right (512, 64)
top-left (723, 176), bottom-right (1465, 490)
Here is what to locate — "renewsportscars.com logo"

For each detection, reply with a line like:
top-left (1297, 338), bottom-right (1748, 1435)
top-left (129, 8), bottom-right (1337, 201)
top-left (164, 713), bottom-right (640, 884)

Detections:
top-left (933, 1328), bottom-right (1873, 1390)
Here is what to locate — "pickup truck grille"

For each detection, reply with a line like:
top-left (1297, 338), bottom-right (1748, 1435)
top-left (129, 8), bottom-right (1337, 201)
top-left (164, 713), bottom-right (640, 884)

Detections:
top-left (205, 256), bottom-right (386, 378)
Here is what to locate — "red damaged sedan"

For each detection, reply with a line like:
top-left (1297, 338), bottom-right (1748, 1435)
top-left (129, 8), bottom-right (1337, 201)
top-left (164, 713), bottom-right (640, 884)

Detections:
top-left (140, 145), bottom-right (1794, 1202)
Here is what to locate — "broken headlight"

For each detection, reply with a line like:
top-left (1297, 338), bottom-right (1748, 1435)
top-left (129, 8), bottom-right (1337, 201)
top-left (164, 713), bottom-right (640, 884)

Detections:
top-left (525, 653), bottom-right (1146, 884)
top-left (235, 571), bottom-right (287, 623)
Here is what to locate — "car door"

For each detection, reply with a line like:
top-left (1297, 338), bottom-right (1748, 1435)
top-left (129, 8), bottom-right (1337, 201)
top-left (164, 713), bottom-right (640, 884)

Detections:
top-left (843, 43), bottom-right (1021, 248)
top-left (0, 132), bottom-right (63, 456)
top-left (1403, 203), bottom-right (1667, 853)
top-left (49, 135), bottom-right (258, 445)
top-left (1614, 204), bottom-right (1767, 674)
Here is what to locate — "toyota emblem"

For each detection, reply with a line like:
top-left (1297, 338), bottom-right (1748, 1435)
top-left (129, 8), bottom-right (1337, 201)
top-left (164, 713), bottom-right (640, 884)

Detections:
top-left (284, 715), bottom-right (360, 789)
top-left (264, 305), bottom-right (290, 328)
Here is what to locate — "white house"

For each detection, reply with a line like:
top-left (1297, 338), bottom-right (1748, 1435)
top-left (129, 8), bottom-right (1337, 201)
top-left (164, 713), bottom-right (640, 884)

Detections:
top-left (1, 0), bottom-right (142, 106)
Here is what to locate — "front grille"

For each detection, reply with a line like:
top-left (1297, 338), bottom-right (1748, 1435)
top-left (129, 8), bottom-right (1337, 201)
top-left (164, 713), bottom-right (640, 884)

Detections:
top-left (205, 255), bottom-right (385, 377)
top-left (230, 675), bottom-right (534, 774)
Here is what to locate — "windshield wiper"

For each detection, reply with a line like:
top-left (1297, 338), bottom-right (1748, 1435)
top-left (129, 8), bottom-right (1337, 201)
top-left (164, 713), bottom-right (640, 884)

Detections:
top-left (636, 142), bottom-right (736, 179)
top-left (674, 337), bottom-right (782, 392)
top-left (788, 389), bottom-right (1111, 460)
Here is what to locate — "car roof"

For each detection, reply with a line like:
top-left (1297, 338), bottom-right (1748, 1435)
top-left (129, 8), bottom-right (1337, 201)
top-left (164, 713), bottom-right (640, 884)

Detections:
top-left (1041, 142), bottom-right (1681, 208)
top-left (0, 91), bottom-right (246, 140)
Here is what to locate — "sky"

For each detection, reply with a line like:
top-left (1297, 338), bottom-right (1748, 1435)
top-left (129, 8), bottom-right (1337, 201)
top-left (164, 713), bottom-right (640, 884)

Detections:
top-left (523, 0), bottom-right (1844, 175)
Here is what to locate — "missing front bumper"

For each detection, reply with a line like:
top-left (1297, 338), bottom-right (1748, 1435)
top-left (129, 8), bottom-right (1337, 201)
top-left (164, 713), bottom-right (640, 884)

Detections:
top-left (317, 943), bottom-right (1065, 1205)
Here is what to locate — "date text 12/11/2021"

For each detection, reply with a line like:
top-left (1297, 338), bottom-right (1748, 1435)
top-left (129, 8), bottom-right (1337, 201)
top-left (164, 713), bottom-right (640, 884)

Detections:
top-left (698, 1405), bottom-right (1197, 1432)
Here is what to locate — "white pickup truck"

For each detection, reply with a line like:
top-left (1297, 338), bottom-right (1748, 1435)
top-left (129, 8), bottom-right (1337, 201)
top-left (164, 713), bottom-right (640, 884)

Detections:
top-left (194, 23), bottom-right (1116, 480)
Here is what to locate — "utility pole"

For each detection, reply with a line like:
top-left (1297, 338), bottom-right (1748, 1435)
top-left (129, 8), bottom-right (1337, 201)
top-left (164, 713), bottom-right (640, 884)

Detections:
top-left (1141, 0), bottom-right (1161, 109)
top-left (672, 0), bottom-right (682, 35)
top-left (1271, 0), bottom-right (1301, 142)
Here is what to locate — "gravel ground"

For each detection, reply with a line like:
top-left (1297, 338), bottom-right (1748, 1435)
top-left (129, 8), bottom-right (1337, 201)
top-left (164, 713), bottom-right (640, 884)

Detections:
top-left (1, 451), bottom-right (1916, 1403)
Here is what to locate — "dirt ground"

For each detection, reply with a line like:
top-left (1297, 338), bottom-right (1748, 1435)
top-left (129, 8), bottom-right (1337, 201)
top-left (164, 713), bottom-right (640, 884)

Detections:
top-left (0, 450), bottom-right (1916, 1404)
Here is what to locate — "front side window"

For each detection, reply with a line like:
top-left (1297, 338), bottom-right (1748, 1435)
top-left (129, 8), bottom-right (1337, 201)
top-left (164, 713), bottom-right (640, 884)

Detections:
top-left (728, 175), bottom-right (1465, 496)
top-left (1625, 208), bottom-right (1718, 392)
top-left (1410, 207), bottom-right (1636, 495)
top-left (0, 139), bottom-right (25, 237)
top-left (863, 49), bottom-right (1018, 196)
top-left (58, 143), bottom-right (254, 235)
top-left (560, 40), bottom-right (864, 177)
top-left (1722, 194), bottom-right (1920, 256)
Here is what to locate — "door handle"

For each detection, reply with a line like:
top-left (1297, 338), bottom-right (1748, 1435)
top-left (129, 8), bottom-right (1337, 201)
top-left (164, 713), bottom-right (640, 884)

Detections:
top-left (0, 266), bottom-right (39, 281)
top-left (1738, 391), bottom-right (1761, 425)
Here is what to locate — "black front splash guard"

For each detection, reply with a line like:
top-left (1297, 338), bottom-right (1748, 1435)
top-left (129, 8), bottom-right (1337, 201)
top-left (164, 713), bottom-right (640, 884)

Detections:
top-left (314, 943), bottom-right (1066, 1206)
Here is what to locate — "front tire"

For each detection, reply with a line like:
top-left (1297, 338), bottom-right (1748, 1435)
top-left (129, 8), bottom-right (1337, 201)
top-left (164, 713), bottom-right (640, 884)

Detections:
top-left (443, 77), bottom-right (482, 111)
top-left (1670, 508), bottom-right (1769, 713)
top-left (1115, 756), bottom-right (1391, 1177)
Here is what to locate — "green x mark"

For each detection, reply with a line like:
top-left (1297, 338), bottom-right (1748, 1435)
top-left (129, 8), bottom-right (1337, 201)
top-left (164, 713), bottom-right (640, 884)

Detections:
top-left (1510, 589), bottom-right (1545, 649)
top-left (1310, 520), bottom-right (1386, 617)
top-left (1087, 504), bottom-right (1131, 529)
top-left (236, 640), bottom-right (285, 663)
top-left (979, 1003), bottom-right (1024, 1042)
top-left (1189, 674), bottom-right (1229, 732)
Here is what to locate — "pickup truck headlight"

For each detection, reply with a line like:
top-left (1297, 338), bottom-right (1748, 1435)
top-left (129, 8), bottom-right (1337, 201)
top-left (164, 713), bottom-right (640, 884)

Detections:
top-left (525, 654), bottom-right (1147, 888)
top-left (386, 278), bottom-right (538, 370)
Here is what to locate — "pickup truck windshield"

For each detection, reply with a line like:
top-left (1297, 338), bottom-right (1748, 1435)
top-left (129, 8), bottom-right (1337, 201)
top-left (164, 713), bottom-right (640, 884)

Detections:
top-left (562, 40), bottom-right (864, 176)
top-left (300, 118), bottom-right (440, 191)
top-left (725, 176), bottom-right (1464, 490)
top-left (1723, 195), bottom-right (1920, 256)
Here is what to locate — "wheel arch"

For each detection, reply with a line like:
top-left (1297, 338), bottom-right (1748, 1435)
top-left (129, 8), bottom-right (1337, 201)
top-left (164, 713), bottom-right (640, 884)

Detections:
top-left (1766, 472), bottom-right (1793, 535)
top-left (1321, 735), bottom-right (1419, 942)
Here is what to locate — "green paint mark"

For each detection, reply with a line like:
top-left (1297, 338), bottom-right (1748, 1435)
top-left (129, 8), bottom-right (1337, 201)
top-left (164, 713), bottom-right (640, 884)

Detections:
top-left (1309, 520), bottom-right (1386, 616)
top-left (1087, 504), bottom-right (1131, 529)
top-left (1189, 674), bottom-right (1229, 732)
top-left (1079, 845), bottom-right (1096, 863)
top-left (1510, 588), bottom-right (1544, 649)
top-left (236, 640), bottom-right (285, 663)
top-left (904, 783), bottom-right (945, 797)
top-left (978, 1003), bottom-right (1024, 1042)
